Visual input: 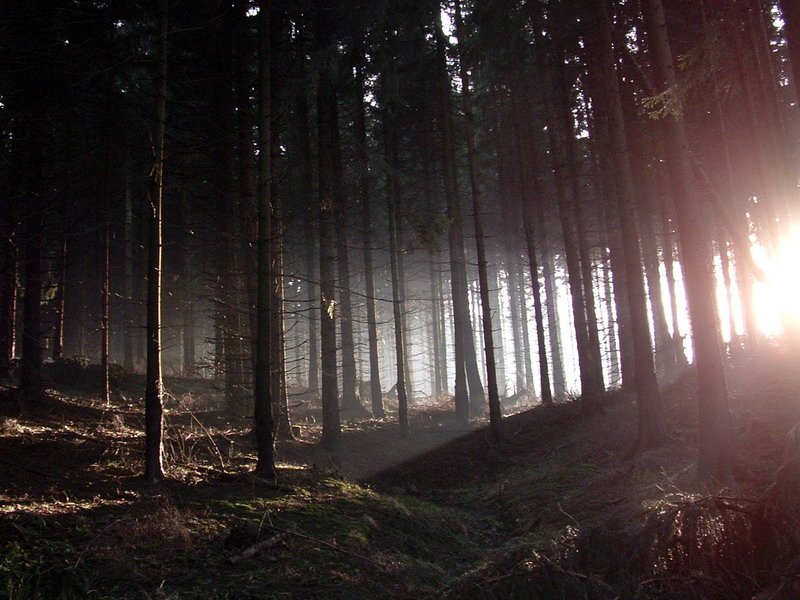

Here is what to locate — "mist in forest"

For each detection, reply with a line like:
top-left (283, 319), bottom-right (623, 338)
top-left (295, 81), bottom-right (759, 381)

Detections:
top-left (3, 0), bottom-right (800, 597)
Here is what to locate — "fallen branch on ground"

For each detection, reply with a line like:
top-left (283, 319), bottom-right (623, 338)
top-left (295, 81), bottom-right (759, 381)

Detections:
top-left (227, 532), bottom-right (288, 564)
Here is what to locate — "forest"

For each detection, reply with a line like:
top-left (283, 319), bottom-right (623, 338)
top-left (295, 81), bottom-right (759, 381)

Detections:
top-left (3, 0), bottom-right (800, 597)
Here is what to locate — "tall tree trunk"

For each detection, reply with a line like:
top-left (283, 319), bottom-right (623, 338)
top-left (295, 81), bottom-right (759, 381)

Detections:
top-left (516, 265), bottom-right (535, 390)
top-left (123, 149), bottom-right (135, 372)
top-left (215, 9), bottom-right (241, 414)
top-left (382, 70), bottom-right (409, 437)
top-left (435, 16), bottom-right (471, 421)
top-left (540, 80), bottom-right (602, 410)
top-left (269, 15), bottom-right (293, 440)
top-left (717, 235), bottom-right (738, 345)
top-left (19, 159), bottom-right (43, 398)
top-left (180, 193), bottom-right (195, 376)
top-left (556, 77), bottom-right (605, 397)
top-left (587, 0), bottom-right (666, 446)
top-left (574, 197), bottom-right (605, 393)
top-left (436, 264), bottom-right (448, 393)
top-left (316, 11), bottom-right (341, 451)
top-left (642, 0), bottom-right (733, 478)
top-left (253, 0), bottom-right (277, 478)
top-left (0, 207), bottom-right (17, 378)
top-left (509, 108), bottom-right (553, 406)
top-left (101, 213), bottom-right (110, 404)
top-left (234, 0), bottom-right (257, 386)
top-left (538, 208), bottom-right (566, 400)
top-left (488, 260), bottom-right (506, 397)
top-left (429, 257), bottom-right (443, 397)
top-left (660, 205), bottom-right (687, 368)
top-left (295, 83), bottom-right (319, 393)
top-left (599, 234), bottom-right (621, 386)
top-left (144, 0), bottom-right (167, 483)
top-left (336, 211), bottom-right (363, 418)
top-left (396, 219), bottom-right (415, 403)
top-left (354, 39), bottom-right (385, 418)
top-left (506, 261), bottom-right (525, 393)
top-left (52, 213), bottom-right (67, 361)
top-left (470, 95), bottom-right (503, 390)
top-left (617, 72), bottom-right (675, 376)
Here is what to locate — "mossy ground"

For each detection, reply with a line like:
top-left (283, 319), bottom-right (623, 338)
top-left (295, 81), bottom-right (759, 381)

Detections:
top-left (2, 345), bottom-right (800, 598)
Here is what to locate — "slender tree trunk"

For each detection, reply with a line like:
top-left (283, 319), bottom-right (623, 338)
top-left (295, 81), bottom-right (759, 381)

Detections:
top-left (144, 0), bottom-right (167, 483)
top-left (642, 0), bottom-right (733, 478)
top-left (435, 17), bottom-right (470, 421)
top-left (588, 0), bottom-right (666, 446)
top-left (19, 161), bottom-right (43, 398)
top-left (540, 81), bottom-right (601, 410)
top-left (575, 198), bottom-right (605, 393)
top-left (215, 9), bottom-right (241, 413)
top-left (123, 149), bottom-right (135, 372)
top-left (354, 39), bottom-right (384, 418)
top-left (488, 260), bottom-right (506, 397)
top-left (468, 108), bottom-right (503, 401)
top-left (516, 265), bottom-right (535, 390)
top-left (101, 214), bottom-right (110, 404)
top-left (235, 0), bottom-right (257, 386)
top-left (538, 212), bottom-right (566, 400)
top-left (253, 0), bottom-right (277, 478)
top-left (618, 73), bottom-right (675, 376)
top-left (509, 109), bottom-right (553, 405)
top-left (557, 81), bottom-right (605, 397)
top-left (180, 193), bottom-right (195, 376)
top-left (382, 73), bottom-right (409, 437)
top-left (599, 235), bottom-right (621, 386)
top-left (296, 75), bottom-right (319, 393)
top-left (317, 12), bottom-right (341, 450)
top-left (661, 205), bottom-right (687, 368)
top-left (396, 219), bottom-right (415, 403)
top-left (429, 257), bottom-right (443, 397)
top-left (0, 209), bottom-right (17, 378)
top-left (436, 265), bottom-right (448, 393)
top-left (717, 235), bottom-right (738, 345)
top-left (269, 17), bottom-right (293, 440)
top-left (506, 261), bottom-right (525, 393)
top-left (336, 213), bottom-right (363, 418)
top-left (52, 217), bottom-right (67, 361)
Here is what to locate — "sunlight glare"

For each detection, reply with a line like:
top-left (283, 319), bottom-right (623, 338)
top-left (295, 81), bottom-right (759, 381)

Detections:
top-left (752, 226), bottom-right (800, 336)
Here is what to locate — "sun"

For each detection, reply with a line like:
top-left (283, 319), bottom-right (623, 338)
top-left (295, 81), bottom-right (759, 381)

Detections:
top-left (751, 226), bottom-right (800, 337)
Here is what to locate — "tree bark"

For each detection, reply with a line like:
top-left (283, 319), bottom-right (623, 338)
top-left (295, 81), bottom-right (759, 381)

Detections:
top-left (382, 72), bottom-right (409, 437)
top-left (641, 0), bottom-right (733, 478)
top-left (541, 78), bottom-right (602, 410)
top-left (123, 148), bottom-right (135, 372)
top-left (353, 38), bottom-right (385, 418)
top-left (538, 207), bottom-right (567, 400)
top-left (453, 0), bottom-right (501, 433)
top-left (144, 0), bottom-right (167, 483)
top-left (0, 205), bottom-right (17, 378)
top-left (587, 0), bottom-right (667, 446)
top-left (508, 112), bottom-right (552, 405)
top-left (253, 0), bottom-right (277, 478)
top-left (435, 16), bottom-right (470, 421)
top-left (52, 202), bottom-right (67, 361)
top-left (316, 10), bottom-right (342, 451)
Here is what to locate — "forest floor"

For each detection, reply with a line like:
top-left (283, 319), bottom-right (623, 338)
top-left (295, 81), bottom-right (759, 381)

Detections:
top-left (2, 345), bottom-right (800, 599)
